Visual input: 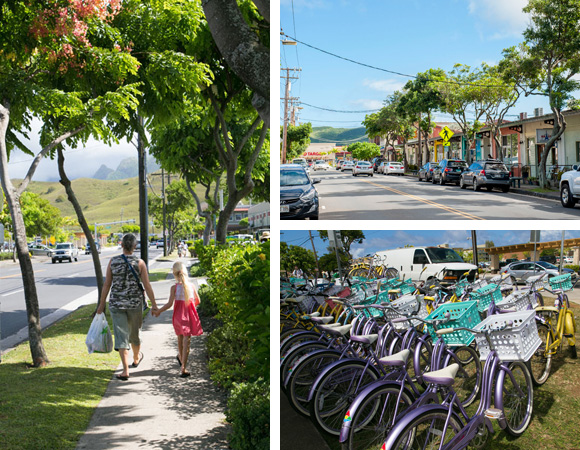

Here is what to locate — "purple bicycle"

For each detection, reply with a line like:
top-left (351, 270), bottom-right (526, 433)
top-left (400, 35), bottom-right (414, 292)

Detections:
top-left (382, 310), bottom-right (538, 450)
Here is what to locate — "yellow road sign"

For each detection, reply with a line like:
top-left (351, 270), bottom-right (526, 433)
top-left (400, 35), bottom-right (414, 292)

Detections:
top-left (439, 126), bottom-right (454, 142)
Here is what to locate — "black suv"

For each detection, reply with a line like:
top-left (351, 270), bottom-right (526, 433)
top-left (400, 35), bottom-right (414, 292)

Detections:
top-left (460, 159), bottom-right (510, 192)
top-left (432, 159), bottom-right (468, 185)
top-left (280, 164), bottom-right (320, 220)
top-left (371, 157), bottom-right (385, 173)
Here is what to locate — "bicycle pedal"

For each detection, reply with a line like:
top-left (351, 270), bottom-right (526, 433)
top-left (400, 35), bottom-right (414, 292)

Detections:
top-left (564, 334), bottom-right (574, 338)
top-left (484, 408), bottom-right (503, 420)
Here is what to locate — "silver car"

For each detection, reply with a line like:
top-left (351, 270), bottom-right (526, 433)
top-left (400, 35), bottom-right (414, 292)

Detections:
top-left (352, 161), bottom-right (373, 177)
top-left (341, 161), bottom-right (355, 172)
top-left (28, 244), bottom-right (54, 257)
top-left (502, 261), bottom-right (577, 284)
top-left (52, 242), bottom-right (79, 263)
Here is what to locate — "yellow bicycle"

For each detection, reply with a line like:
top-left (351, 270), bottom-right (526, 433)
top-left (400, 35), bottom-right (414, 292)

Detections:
top-left (528, 274), bottom-right (577, 386)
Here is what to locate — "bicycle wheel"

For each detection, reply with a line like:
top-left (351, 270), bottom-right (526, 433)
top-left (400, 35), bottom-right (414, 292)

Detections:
top-left (281, 330), bottom-right (323, 354)
top-left (384, 408), bottom-right (463, 450)
top-left (310, 361), bottom-right (380, 435)
top-left (385, 267), bottom-right (399, 280)
top-left (287, 350), bottom-right (342, 416)
top-left (498, 360), bottom-right (533, 437)
top-left (342, 384), bottom-right (414, 450)
top-left (409, 337), bottom-right (433, 384)
top-left (281, 341), bottom-right (329, 386)
top-left (528, 323), bottom-right (552, 386)
top-left (446, 345), bottom-right (481, 407)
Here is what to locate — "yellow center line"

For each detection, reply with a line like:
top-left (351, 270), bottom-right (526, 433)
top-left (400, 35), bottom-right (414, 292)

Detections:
top-left (0, 269), bottom-right (46, 279)
top-left (363, 180), bottom-right (486, 220)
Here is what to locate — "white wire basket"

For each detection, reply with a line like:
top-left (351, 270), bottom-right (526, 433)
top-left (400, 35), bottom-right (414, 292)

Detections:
top-left (473, 310), bottom-right (541, 362)
top-left (384, 294), bottom-right (428, 328)
top-left (525, 274), bottom-right (549, 290)
top-left (495, 290), bottom-right (537, 311)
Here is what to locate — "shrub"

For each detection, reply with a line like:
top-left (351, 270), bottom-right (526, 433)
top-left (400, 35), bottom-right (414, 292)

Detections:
top-left (206, 322), bottom-right (250, 389)
top-left (189, 263), bottom-right (206, 278)
top-left (226, 379), bottom-right (270, 450)
top-left (564, 264), bottom-right (579, 273)
top-left (196, 284), bottom-right (219, 317)
top-left (188, 245), bottom-right (196, 257)
top-left (0, 252), bottom-right (14, 261)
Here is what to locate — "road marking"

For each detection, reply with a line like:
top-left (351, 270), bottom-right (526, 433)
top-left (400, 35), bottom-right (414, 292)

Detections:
top-left (1, 288), bottom-right (24, 297)
top-left (363, 180), bottom-right (486, 220)
top-left (0, 269), bottom-right (46, 279)
top-left (67, 273), bottom-right (80, 278)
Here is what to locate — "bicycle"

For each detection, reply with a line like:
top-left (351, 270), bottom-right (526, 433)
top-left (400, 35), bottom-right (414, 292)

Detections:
top-left (382, 309), bottom-right (539, 450)
top-left (528, 273), bottom-right (578, 386)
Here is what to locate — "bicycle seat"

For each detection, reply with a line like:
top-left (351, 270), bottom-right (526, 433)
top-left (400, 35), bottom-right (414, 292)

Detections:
top-left (379, 349), bottom-right (411, 367)
top-left (422, 363), bottom-right (459, 386)
top-left (350, 334), bottom-right (378, 345)
top-left (388, 289), bottom-right (401, 294)
top-left (311, 316), bottom-right (335, 325)
top-left (284, 298), bottom-right (300, 303)
top-left (319, 324), bottom-right (352, 336)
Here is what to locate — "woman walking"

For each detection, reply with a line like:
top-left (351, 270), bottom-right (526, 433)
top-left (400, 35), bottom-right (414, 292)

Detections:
top-left (97, 233), bottom-right (159, 380)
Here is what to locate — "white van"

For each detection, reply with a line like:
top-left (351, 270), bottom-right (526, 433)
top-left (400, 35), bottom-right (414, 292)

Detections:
top-left (376, 247), bottom-right (478, 284)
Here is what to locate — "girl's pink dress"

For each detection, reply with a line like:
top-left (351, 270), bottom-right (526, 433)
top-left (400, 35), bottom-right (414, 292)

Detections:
top-left (172, 283), bottom-right (203, 336)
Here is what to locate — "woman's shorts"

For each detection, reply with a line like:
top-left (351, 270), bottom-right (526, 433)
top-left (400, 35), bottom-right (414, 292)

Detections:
top-left (110, 308), bottom-right (142, 350)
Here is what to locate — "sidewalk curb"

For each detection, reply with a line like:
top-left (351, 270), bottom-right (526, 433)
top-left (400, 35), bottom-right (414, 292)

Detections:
top-left (509, 188), bottom-right (559, 201)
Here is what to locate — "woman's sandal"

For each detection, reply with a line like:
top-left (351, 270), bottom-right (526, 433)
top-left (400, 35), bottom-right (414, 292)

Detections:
top-left (116, 375), bottom-right (129, 381)
top-left (179, 371), bottom-right (191, 378)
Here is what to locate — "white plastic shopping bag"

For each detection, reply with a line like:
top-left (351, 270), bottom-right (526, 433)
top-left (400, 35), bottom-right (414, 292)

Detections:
top-left (86, 313), bottom-right (113, 354)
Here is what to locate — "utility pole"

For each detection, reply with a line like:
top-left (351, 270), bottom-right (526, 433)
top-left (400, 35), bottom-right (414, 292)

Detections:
top-left (309, 230), bottom-right (320, 284)
top-left (136, 115), bottom-right (149, 267)
top-left (471, 230), bottom-right (478, 268)
top-left (281, 67), bottom-right (301, 164)
top-left (161, 168), bottom-right (167, 257)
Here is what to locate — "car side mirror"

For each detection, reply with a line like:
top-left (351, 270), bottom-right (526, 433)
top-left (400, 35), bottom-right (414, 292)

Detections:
top-left (312, 178), bottom-right (321, 184)
top-left (575, 164), bottom-right (580, 171)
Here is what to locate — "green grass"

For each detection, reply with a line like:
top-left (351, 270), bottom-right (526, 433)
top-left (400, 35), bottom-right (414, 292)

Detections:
top-left (148, 268), bottom-right (171, 282)
top-left (321, 303), bottom-right (580, 450)
top-left (0, 305), bottom-right (120, 450)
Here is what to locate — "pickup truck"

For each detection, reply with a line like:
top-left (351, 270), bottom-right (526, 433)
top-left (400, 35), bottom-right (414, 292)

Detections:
top-left (560, 165), bottom-right (580, 207)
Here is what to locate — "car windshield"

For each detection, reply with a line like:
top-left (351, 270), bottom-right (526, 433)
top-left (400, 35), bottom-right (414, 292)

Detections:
top-left (390, 163), bottom-right (402, 166)
top-left (448, 161), bottom-right (467, 168)
top-left (358, 162), bottom-right (371, 166)
top-left (344, 162), bottom-right (353, 165)
top-left (536, 261), bottom-right (558, 270)
top-left (56, 244), bottom-right (71, 249)
top-left (425, 247), bottom-right (465, 263)
top-left (280, 169), bottom-right (311, 186)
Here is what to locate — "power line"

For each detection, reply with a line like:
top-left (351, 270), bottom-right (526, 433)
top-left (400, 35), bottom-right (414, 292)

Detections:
top-left (301, 102), bottom-right (380, 113)
top-left (281, 33), bottom-right (533, 90)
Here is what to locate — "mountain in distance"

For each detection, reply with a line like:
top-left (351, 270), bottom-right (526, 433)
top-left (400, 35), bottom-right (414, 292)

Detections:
top-left (92, 156), bottom-right (161, 180)
top-left (309, 126), bottom-right (368, 144)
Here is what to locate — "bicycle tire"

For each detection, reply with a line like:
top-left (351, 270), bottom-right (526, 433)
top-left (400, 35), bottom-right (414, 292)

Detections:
top-left (385, 268), bottom-right (399, 280)
top-left (287, 349), bottom-right (342, 416)
top-left (383, 407), bottom-right (463, 450)
top-left (498, 360), bottom-right (533, 437)
top-left (408, 336), bottom-right (433, 384)
top-left (444, 345), bottom-right (482, 407)
top-left (281, 330), bottom-right (323, 354)
top-left (341, 383), bottom-right (414, 450)
top-left (281, 341), bottom-right (329, 386)
top-left (528, 323), bottom-right (552, 386)
top-left (310, 360), bottom-right (380, 435)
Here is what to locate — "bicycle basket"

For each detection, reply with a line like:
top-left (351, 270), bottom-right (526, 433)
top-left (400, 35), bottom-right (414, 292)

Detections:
top-left (496, 290), bottom-right (537, 311)
top-left (472, 310), bottom-right (541, 362)
top-left (469, 283), bottom-right (502, 313)
top-left (425, 301), bottom-right (481, 347)
top-left (384, 295), bottom-right (428, 328)
top-left (525, 274), bottom-right (548, 290)
top-left (454, 279), bottom-right (470, 297)
top-left (549, 273), bottom-right (573, 292)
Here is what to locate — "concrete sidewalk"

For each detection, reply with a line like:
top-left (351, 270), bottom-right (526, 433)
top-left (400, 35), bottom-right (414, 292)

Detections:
top-left (76, 260), bottom-right (229, 450)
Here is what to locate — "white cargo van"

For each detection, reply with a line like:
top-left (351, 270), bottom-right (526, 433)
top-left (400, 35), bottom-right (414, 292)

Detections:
top-left (376, 247), bottom-right (478, 284)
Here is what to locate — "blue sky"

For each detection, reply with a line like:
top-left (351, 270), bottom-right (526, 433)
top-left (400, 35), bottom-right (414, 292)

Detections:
top-left (280, 0), bottom-right (563, 137)
top-left (280, 230), bottom-right (580, 259)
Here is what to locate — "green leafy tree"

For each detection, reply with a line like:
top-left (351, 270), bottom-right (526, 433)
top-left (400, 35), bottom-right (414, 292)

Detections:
top-left (318, 249), bottom-right (350, 274)
top-left (0, 0), bottom-right (142, 367)
top-left (318, 230), bottom-right (365, 259)
top-left (485, 240), bottom-right (496, 248)
top-left (501, 0), bottom-right (580, 188)
top-left (282, 122), bottom-right (312, 161)
top-left (346, 142), bottom-right (380, 162)
top-left (121, 224), bottom-right (140, 234)
top-left (280, 242), bottom-right (316, 275)
top-left (1, 192), bottom-right (62, 239)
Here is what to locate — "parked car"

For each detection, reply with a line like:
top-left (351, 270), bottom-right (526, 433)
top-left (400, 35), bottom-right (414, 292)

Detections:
top-left (460, 159), bottom-right (510, 192)
top-left (371, 157), bottom-right (385, 173)
top-left (417, 162), bottom-right (439, 182)
top-left (432, 159), bottom-right (468, 185)
top-left (280, 164), bottom-right (320, 220)
top-left (156, 239), bottom-right (165, 248)
top-left (312, 160), bottom-right (331, 171)
top-left (85, 242), bottom-right (101, 254)
top-left (539, 255), bottom-right (557, 264)
top-left (560, 165), bottom-right (580, 207)
top-left (352, 161), bottom-right (373, 177)
top-left (383, 161), bottom-right (405, 176)
top-left (502, 260), bottom-right (577, 284)
top-left (336, 160), bottom-right (344, 170)
top-left (52, 242), bottom-right (79, 263)
top-left (292, 158), bottom-right (309, 171)
top-left (341, 161), bottom-right (355, 172)
top-left (28, 243), bottom-right (53, 257)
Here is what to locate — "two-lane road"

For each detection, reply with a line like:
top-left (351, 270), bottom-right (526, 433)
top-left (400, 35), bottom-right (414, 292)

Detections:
top-left (313, 170), bottom-right (580, 220)
top-left (0, 247), bottom-right (164, 349)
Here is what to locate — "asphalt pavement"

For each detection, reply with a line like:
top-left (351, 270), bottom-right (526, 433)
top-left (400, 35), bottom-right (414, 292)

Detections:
top-left (75, 256), bottom-right (229, 450)
top-left (311, 170), bottom-right (579, 220)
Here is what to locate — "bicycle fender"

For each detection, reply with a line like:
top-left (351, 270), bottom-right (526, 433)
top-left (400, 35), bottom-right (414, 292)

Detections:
top-left (338, 379), bottom-right (413, 443)
top-left (280, 330), bottom-right (320, 350)
top-left (382, 405), bottom-right (464, 450)
top-left (283, 348), bottom-right (342, 388)
top-left (307, 358), bottom-right (380, 403)
top-left (565, 310), bottom-right (576, 345)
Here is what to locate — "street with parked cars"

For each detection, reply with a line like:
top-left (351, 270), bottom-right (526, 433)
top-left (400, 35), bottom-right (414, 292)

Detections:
top-left (280, 163), bottom-right (320, 220)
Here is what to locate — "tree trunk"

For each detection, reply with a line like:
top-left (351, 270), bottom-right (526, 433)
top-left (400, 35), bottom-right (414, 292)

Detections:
top-left (57, 148), bottom-right (104, 307)
top-left (539, 112), bottom-right (565, 189)
top-left (402, 141), bottom-right (408, 172)
top-left (0, 108), bottom-right (48, 367)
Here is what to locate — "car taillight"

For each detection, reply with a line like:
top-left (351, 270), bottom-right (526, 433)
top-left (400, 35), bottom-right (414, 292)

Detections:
top-left (429, 168), bottom-right (433, 172)
top-left (444, 168), bottom-right (450, 172)
top-left (481, 170), bottom-right (486, 176)
top-left (509, 171), bottom-right (512, 177)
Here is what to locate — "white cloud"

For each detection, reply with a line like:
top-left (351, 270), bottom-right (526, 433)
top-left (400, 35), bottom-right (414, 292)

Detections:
top-left (350, 99), bottom-right (383, 110)
top-left (362, 79), bottom-right (406, 93)
top-left (468, 0), bottom-right (530, 39)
